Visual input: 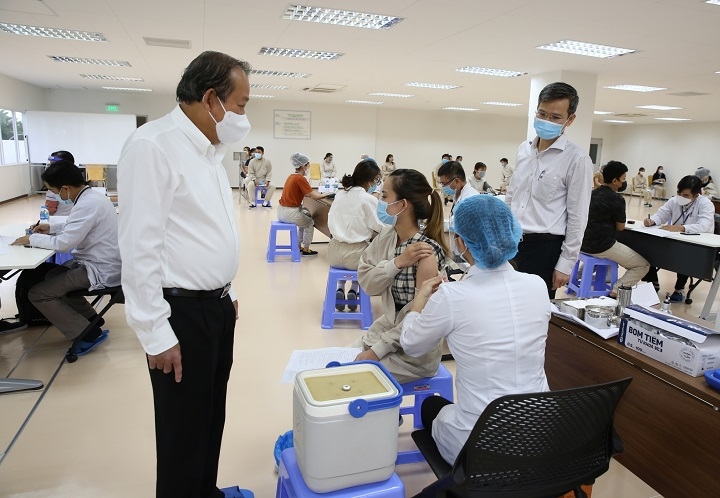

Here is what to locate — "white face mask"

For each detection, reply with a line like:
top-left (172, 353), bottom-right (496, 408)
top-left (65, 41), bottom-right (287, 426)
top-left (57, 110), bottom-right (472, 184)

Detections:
top-left (676, 195), bottom-right (693, 206)
top-left (208, 99), bottom-right (252, 144)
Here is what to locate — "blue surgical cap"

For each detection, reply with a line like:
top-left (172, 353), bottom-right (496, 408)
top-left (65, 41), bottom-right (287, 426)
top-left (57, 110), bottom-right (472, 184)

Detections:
top-left (454, 195), bottom-right (522, 269)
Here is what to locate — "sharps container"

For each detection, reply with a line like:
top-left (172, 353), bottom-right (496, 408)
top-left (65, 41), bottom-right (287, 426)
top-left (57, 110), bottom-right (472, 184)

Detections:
top-left (293, 361), bottom-right (402, 493)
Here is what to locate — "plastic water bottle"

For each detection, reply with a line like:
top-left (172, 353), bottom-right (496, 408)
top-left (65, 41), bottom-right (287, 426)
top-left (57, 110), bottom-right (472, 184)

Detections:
top-left (39, 205), bottom-right (50, 224)
top-left (325, 178), bottom-right (330, 189)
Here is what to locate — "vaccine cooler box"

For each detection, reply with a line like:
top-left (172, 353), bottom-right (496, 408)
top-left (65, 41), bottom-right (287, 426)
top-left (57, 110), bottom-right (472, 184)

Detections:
top-left (292, 361), bottom-right (402, 493)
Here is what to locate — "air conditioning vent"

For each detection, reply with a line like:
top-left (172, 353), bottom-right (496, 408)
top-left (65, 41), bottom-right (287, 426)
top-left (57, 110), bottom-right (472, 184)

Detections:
top-left (302, 84), bottom-right (346, 93)
top-left (668, 91), bottom-right (709, 97)
top-left (143, 37), bottom-right (191, 49)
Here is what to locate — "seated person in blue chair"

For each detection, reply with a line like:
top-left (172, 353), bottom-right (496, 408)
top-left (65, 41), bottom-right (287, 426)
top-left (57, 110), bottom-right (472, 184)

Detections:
top-left (353, 169), bottom-right (447, 383)
top-left (12, 161), bottom-right (121, 355)
top-left (642, 174), bottom-right (715, 301)
top-left (400, 195), bottom-right (551, 465)
top-left (581, 160), bottom-right (650, 298)
top-left (277, 153), bottom-right (331, 256)
top-left (327, 158), bottom-right (385, 311)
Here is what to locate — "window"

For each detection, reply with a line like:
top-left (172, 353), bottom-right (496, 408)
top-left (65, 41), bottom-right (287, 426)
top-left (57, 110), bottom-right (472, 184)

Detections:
top-left (0, 108), bottom-right (26, 165)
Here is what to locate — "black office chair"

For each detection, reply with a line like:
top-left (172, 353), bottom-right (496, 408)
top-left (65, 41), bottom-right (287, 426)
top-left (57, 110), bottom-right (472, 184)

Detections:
top-left (65, 286), bottom-right (124, 363)
top-left (685, 213), bottom-right (720, 304)
top-left (410, 377), bottom-right (632, 498)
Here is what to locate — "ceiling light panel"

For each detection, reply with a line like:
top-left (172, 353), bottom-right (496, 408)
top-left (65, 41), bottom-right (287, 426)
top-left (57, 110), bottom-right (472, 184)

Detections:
top-left (101, 87), bottom-right (152, 92)
top-left (283, 5), bottom-right (403, 30)
top-left (455, 67), bottom-right (527, 77)
top-left (443, 107), bottom-right (479, 111)
top-left (654, 117), bottom-right (691, 121)
top-left (481, 101), bottom-right (523, 107)
top-left (250, 84), bottom-right (289, 90)
top-left (368, 92), bottom-right (414, 98)
top-left (537, 40), bottom-right (635, 58)
top-left (259, 47), bottom-right (343, 60)
top-left (594, 111), bottom-right (613, 115)
top-left (250, 69), bottom-right (310, 78)
top-left (346, 100), bottom-right (383, 105)
top-left (604, 119), bottom-right (633, 123)
top-left (604, 84), bottom-right (667, 92)
top-left (250, 94), bottom-right (275, 99)
top-left (0, 23), bottom-right (106, 42)
top-left (404, 82), bottom-right (459, 90)
top-left (705, 1), bottom-right (720, 5)
top-left (80, 74), bottom-right (143, 81)
top-left (635, 105), bottom-right (682, 110)
top-left (48, 56), bottom-right (130, 66)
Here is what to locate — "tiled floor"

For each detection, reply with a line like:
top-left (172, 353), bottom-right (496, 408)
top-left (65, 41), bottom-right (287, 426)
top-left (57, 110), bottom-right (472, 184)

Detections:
top-left (0, 192), bottom-right (696, 497)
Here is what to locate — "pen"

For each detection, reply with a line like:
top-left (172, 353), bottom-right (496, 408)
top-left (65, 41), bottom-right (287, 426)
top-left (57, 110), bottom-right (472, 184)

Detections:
top-left (33, 219), bottom-right (40, 228)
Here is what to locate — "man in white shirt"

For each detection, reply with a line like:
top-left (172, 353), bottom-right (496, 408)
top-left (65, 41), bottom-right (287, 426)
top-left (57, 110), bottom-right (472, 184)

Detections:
top-left (117, 51), bottom-right (249, 498)
top-left (642, 175), bottom-right (715, 302)
top-left (12, 161), bottom-right (120, 354)
top-left (506, 82), bottom-right (593, 298)
top-left (499, 157), bottom-right (514, 193)
top-left (245, 145), bottom-right (275, 208)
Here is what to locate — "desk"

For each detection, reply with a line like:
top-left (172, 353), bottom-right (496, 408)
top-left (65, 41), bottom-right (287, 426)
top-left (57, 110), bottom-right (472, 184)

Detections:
top-left (0, 224), bottom-right (55, 394)
top-left (617, 225), bottom-right (720, 320)
top-left (545, 315), bottom-right (720, 498)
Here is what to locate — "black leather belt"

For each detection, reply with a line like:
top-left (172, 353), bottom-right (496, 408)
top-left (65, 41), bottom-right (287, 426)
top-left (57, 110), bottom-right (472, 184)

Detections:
top-left (521, 233), bottom-right (565, 242)
top-left (163, 283), bottom-right (231, 299)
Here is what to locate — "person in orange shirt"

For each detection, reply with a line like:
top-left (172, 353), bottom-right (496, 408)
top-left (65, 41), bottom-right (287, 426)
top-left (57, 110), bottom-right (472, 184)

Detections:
top-left (277, 153), bottom-right (330, 256)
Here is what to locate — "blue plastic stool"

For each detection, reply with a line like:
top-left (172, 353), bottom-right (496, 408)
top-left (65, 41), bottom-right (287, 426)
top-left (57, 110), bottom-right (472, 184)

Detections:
top-left (566, 252), bottom-right (619, 298)
top-left (276, 448), bottom-right (405, 498)
top-left (321, 267), bottom-right (373, 329)
top-left (255, 186), bottom-right (268, 206)
top-left (53, 251), bottom-right (74, 265)
top-left (267, 221), bottom-right (301, 262)
top-left (396, 364), bottom-right (454, 465)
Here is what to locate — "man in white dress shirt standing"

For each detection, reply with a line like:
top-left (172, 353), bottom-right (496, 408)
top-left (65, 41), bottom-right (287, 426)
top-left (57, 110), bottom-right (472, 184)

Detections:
top-left (506, 82), bottom-right (593, 298)
top-left (117, 51), bottom-right (250, 498)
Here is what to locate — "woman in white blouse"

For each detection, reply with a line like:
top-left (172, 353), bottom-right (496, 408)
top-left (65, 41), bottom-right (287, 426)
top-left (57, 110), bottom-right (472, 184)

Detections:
top-left (322, 152), bottom-right (336, 178)
top-left (381, 154), bottom-right (396, 180)
top-left (400, 194), bottom-right (551, 465)
top-left (328, 159), bottom-right (384, 310)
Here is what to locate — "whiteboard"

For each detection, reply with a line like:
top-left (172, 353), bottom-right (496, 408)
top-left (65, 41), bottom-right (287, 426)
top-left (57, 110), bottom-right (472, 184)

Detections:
top-left (25, 111), bottom-right (137, 164)
top-left (273, 110), bottom-right (311, 139)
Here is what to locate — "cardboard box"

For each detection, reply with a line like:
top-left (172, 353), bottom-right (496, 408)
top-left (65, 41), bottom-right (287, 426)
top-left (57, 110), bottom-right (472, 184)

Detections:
top-left (618, 305), bottom-right (720, 377)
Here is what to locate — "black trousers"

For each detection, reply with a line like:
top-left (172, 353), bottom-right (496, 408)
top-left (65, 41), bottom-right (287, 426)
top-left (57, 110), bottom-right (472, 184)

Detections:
top-left (642, 267), bottom-right (689, 291)
top-left (421, 395), bottom-right (454, 432)
top-left (149, 295), bottom-right (235, 498)
top-left (512, 236), bottom-right (564, 299)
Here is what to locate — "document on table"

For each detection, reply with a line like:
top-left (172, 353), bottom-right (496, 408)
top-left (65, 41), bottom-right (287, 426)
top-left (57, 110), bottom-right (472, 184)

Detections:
top-left (0, 235), bottom-right (15, 255)
top-left (629, 224), bottom-right (670, 237)
top-left (281, 347), bottom-right (362, 383)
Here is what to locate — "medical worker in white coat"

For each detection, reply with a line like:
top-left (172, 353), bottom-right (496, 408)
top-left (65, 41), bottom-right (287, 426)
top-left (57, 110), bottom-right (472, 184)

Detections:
top-left (401, 195), bottom-right (551, 465)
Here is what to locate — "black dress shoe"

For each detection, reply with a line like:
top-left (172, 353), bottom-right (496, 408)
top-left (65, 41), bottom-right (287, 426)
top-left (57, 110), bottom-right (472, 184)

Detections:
top-left (0, 318), bottom-right (28, 334)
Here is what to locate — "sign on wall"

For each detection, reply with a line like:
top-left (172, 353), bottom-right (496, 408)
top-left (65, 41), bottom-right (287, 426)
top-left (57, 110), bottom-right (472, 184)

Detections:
top-left (273, 110), bottom-right (311, 139)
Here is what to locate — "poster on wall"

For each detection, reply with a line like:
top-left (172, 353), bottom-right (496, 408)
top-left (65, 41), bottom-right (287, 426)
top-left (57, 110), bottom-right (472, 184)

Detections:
top-left (273, 110), bottom-right (311, 139)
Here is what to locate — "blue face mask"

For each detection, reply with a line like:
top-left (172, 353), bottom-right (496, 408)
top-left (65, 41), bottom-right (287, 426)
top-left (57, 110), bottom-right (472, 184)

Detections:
top-left (443, 185), bottom-right (455, 197)
top-left (441, 158), bottom-right (449, 164)
top-left (367, 184), bottom-right (377, 194)
top-left (533, 116), bottom-right (566, 140)
top-left (376, 199), bottom-right (404, 225)
top-left (59, 188), bottom-right (73, 205)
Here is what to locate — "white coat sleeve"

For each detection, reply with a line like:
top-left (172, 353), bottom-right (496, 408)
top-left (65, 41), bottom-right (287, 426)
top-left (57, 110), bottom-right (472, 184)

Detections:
top-left (401, 285), bottom-right (453, 356)
top-left (29, 201), bottom-right (95, 252)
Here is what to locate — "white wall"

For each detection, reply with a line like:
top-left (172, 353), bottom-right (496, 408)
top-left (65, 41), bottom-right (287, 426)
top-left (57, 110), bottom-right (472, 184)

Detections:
top-left (600, 122), bottom-right (720, 190)
top-left (223, 99), bottom-right (528, 189)
top-left (0, 73), bottom-right (47, 201)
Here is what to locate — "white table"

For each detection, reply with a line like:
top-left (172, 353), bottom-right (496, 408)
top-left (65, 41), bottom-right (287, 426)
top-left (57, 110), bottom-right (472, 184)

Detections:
top-left (620, 222), bottom-right (720, 328)
top-left (0, 224), bottom-right (55, 394)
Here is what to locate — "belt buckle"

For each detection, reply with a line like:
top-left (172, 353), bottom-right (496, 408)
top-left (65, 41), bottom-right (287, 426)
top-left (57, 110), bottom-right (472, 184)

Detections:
top-left (220, 283), bottom-right (231, 299)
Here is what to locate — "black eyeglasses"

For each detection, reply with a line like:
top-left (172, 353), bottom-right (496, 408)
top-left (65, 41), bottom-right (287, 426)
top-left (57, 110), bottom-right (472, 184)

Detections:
top-left (439, 177), bottom-right (458, 187)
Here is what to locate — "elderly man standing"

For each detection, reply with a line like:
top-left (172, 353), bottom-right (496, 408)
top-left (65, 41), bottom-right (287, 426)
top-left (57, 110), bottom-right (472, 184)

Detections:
top-left (246, 145), bottom-right (275, 208)
top-left (506, 82), bottom-right (593, 298)
top-left (118, 51), bottom-right (250, 498)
